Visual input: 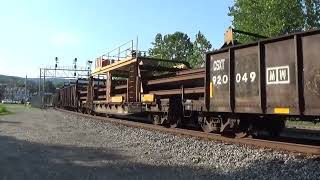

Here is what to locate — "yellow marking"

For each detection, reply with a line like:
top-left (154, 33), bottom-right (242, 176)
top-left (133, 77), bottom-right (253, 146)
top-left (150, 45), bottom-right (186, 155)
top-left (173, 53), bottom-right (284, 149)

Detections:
top-left (173, 64), bottom-right (188, 69)
top-left (111, 96), bottom-right (123, 103)
top-left (141, 94), bottom-right (154, 102)
top-left (210, 82), bottom-right (213, 98)
top-left (274, 108), bottom-right (290, 114)
top-left (93, 67), bottom-right (102, 72)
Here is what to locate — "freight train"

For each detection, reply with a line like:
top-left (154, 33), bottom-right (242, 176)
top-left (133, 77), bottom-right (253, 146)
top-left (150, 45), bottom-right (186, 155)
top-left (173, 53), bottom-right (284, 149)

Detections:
top-left (56, 29), bottom-right (320, 138)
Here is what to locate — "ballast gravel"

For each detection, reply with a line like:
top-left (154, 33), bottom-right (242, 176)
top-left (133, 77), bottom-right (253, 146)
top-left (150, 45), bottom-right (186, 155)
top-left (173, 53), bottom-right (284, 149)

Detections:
top-left (0, 107), bottom-right (319, 180)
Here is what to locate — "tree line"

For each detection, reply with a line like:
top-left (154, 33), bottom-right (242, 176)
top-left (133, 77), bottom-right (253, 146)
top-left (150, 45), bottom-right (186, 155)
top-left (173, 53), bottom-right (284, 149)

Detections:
top-left (148, 0), bottom-right (320, 68)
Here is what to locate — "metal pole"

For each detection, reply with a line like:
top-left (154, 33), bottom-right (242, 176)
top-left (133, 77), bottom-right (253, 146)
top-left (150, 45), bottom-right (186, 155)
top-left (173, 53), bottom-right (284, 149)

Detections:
top-left (25, 75), bottom-right (27, 104)
top-left (39, 69), bottom-right (41, 95)
top-left (131, 40), bottom-right (134, 51)
top-left (118, 47), bottom-right (120, 61)
top-left (43, 69), bottom-right (46, 94)
top-left (136, 36), bottom-right (139, 51)
top-left (43, 69), bottom-right (46, 108)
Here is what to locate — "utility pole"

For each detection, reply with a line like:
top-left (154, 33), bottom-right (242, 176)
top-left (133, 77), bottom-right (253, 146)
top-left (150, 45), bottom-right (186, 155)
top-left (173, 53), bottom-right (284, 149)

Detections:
top-left (25, 75), bottom-right (27, 105)
top-left (136, 36), bottom-right (139, 52)
top-left (42, 69), bottom-right (46, 108)
top-left (43, 69), bottom-right (46, 94)
top-left (39, 69), bottom-right (41, 95)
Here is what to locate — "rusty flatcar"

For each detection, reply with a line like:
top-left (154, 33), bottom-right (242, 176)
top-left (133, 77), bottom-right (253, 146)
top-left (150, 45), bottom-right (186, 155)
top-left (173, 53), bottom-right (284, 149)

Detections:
top-left (81, 52), bottom-right (202, 128)
top-left (57, 78), bottom-right (103, 112)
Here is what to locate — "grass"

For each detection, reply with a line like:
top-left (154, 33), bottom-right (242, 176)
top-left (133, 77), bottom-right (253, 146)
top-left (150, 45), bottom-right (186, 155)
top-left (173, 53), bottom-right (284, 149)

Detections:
top-left (286, 120), bottom-right (320, 130)
top-left (0, 103), bottom-right (33, 115)
top-left (0, 104), bottom-right (10, 115)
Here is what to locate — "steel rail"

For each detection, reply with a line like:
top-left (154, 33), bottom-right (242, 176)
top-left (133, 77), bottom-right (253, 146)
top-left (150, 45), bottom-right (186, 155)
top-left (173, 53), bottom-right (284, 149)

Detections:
top-left (147, 72), bottom-right (204, 85)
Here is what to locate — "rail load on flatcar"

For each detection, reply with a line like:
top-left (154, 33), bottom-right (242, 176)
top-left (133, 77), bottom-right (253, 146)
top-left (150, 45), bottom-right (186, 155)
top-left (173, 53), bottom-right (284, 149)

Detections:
top-left (84, 48), bottom-right (204, 128)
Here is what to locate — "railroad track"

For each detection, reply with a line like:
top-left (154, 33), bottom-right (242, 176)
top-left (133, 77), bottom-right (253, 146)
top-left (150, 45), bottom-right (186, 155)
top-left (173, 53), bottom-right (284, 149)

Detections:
top-left (56, 108), bottom-right (320, 155)
top-left (282, 128), bottom-right (320, 140)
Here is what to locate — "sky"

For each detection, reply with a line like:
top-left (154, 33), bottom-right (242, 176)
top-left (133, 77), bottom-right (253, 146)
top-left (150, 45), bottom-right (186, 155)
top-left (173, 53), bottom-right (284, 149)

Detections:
top-left (0, 0), bottom-right (234, 78)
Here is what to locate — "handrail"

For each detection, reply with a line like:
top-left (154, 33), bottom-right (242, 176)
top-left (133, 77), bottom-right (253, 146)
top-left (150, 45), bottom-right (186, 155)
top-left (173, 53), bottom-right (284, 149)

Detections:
top-left (94, 39), bottom-right (151, 69)
top-left (104, 40), bottom-right (133, 56)
top-left (102, 40), bottom-right (134, 61)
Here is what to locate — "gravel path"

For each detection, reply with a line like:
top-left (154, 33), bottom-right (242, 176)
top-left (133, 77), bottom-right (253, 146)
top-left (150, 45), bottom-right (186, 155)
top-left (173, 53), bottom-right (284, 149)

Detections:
top-left (0, 106), bottom-right (319, 180)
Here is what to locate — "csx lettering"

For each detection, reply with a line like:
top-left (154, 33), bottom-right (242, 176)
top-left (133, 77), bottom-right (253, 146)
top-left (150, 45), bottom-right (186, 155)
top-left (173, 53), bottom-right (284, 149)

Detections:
top-left (213, 59), bottom-right (225, 71)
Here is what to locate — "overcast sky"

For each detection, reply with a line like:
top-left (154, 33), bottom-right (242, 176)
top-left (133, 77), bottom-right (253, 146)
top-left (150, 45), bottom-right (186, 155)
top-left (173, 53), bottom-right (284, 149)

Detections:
top-left (0, 0), bottom-right (233, 78)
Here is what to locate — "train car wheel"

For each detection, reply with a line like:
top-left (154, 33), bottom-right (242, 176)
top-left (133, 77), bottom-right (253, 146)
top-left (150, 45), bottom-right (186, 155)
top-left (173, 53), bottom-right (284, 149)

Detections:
top-left (161, 114), bottom-right (168, 125)
top-left (267, 120), bottom-right (285, 137)
top-left (234, 119), bottom-right (250, 138)
top-left (169, 116), bottom-right (182, 128)
top-left (235, 131), bottom-right (248, 138)
top-left (149, 114), bottom-right (161, 125)
top-left (86, 108), bottom-right (94, 115)
top-left (201, 117), bottom-right (215, 133)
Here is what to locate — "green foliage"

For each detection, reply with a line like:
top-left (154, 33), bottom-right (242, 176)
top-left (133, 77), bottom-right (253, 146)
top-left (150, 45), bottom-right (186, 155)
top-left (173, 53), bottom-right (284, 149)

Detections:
top-left (229, 0), bottom-right (307, 43)
top-left (149, 31), bottom-right (212, 68)
top-left (0, 104), bottom-right (8, 114)
top-left (0, 75), bottom-right (38, 94)
top-left (149, 32), bottom-right (193, 61)
top-left (0, 75), bottom-right (65, 94)
top-left (27, 81), bottom-right (38, 94)
top-left (190, 31), bottom-right (213, 67)
top-left (55, 82), bottom-right (65, 89)
top-left (149, 33), bottom-right (165, 59)
top-left (305, 0), bottom-right (320, 29)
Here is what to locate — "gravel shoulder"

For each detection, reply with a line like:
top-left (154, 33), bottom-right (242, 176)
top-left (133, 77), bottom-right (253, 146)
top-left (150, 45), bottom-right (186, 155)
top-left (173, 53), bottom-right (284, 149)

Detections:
top-left (0, 106), bottom-right (319, 180)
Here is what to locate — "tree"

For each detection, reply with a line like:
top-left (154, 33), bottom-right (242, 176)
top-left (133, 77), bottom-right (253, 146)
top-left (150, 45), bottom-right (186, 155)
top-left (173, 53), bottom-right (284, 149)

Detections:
top-left (149, 32), bottom-right (193, 62)
top-left (305, 0), bottom-right (320, 29)
top-left (229, 0), bottom-right (320, 43)
top-left (26, 80), bottom-right (38, 94)
top-left (149, 31), bottom-right (212, 68)
top-left (190, 31), bottom-right (213, 68)
top-left (149, 33), bottom-right (164, 59)
top-left (229, 0), bottom-right (305, 43)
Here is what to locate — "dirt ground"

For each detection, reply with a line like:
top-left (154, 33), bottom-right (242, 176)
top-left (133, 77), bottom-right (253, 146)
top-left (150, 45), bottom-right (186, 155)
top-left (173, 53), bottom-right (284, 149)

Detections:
top-left (0, 105), bottom-right (319, 180)
top-left (0, 105), bottom-right (218, 180)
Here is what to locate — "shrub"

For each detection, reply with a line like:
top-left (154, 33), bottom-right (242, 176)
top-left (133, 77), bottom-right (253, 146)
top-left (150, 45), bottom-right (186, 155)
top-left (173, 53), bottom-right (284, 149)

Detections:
top-left (0, 105), bottom-right (7, 113)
